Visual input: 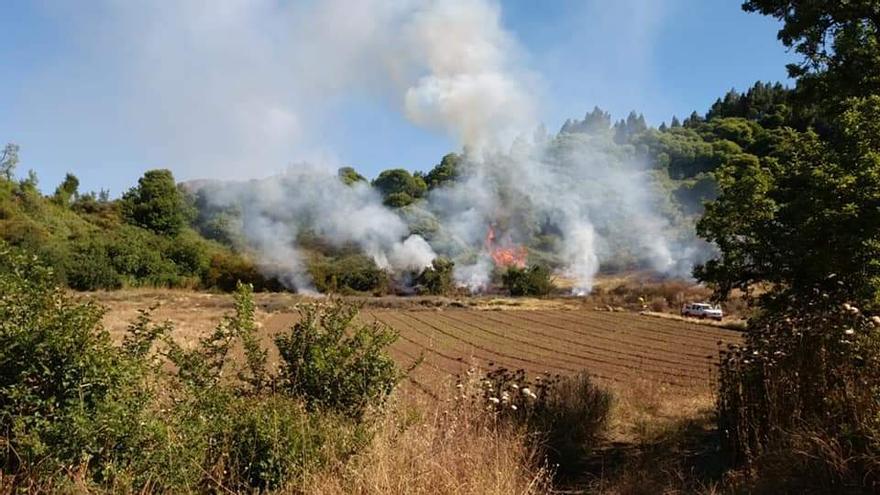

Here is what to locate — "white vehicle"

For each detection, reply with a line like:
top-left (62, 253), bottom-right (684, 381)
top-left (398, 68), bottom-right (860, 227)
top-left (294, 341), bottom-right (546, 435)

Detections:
top-left (681, 302), bottom-right (723, 321)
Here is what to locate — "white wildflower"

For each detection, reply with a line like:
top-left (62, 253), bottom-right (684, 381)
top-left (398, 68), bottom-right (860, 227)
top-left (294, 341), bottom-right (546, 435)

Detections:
top-left (488, 397), bottom-right (500, 404)
top-left (844, 328), bottom-right (855, 336)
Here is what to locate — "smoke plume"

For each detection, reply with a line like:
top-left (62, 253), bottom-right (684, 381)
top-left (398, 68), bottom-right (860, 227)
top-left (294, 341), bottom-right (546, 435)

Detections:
top-left (55, 0), bottom-right (709, 293)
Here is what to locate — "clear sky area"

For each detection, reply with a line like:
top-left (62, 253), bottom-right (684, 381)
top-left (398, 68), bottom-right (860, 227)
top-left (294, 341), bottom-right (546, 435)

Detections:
top-left (0, 1), bottom-right (797, 195)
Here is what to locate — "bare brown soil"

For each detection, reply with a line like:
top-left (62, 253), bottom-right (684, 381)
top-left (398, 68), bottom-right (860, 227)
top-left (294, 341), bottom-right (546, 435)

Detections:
top-left (88, 289), bottom-right (741, 394)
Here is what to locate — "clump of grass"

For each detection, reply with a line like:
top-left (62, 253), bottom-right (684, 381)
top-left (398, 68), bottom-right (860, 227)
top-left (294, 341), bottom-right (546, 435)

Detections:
top-left (458, 366), bottom-right (612, 481)
top-left (305, 384), bottom-right (553, 494)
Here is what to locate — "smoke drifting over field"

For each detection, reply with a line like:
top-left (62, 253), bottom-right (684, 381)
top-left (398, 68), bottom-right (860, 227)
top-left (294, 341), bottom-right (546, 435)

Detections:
top-left (85, 0), bottom-right (705, 293)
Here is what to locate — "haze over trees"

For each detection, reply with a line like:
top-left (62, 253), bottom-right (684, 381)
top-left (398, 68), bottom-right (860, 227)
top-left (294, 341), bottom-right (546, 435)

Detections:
top-left (0, 1), bottom-right (879, 493)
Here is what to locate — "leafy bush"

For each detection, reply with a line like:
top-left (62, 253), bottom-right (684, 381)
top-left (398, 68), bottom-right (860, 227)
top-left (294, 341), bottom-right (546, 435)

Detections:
top-left (221, 396), bottom-right (367, 491)
top-left (414, 257), bottom-right (455, 295)
top-left (0, 242), bottom-right (163, 484)
top-left (502, 265), bottom-right (556, 297)
top-left (308, 254), bottom-right (389, 294)
top-left (275, 301), bottom-right (403, 419)
top-left (65, 238), bottom-right (123, 290)
top-left (204, 251), bottom-right (282, 292)
top-left (0, 250), bottom-right (393, 491)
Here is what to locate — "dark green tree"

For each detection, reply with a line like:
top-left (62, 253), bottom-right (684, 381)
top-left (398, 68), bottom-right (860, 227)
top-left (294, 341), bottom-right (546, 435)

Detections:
top-left (52, 173), bottom-right (80, 207)
top-left (696, 96), bottom-right (880, 309)
top-left (120, 169), bottom-right (189, 236)
top-left (744, 0), bottom-right (880, 122)
top-left (371, 168), bottom-right (427, 207)
top-left (422, 153), bottom-right (461, 190)
top-left (560, 107), bottom-right (612, 135)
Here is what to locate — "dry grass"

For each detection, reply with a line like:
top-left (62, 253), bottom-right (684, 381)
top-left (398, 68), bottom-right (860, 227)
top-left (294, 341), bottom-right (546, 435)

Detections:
top-left (302, 380), bottom-right (552, 495)
top-left (640, 311), bottom-right (748, 331)
top-left (581, 381), bottom-right (728, 494)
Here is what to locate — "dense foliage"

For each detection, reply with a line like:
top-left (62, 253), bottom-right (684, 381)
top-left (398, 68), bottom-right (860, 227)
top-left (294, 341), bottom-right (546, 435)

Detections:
top-left (502, 265), bottom-right (555, 297)
top-left (275, 301), bottom-right (404, 419)
top-left (0, 164), bottom-right (271, 291)
top-left (0, 244), bottom-right (398, 491)
top-left (698, 2), bottom-right (880, 492)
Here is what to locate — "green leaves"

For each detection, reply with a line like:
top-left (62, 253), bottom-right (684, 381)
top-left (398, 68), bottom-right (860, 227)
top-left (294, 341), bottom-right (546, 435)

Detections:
top-left (697, 97), bottom-right (880, 309)
top-left (502, 265), bottom-right (555, 297)
top-left (275, 300), bottom-right (402, 419)
top-left (120, 169), bottom-right (189, 236)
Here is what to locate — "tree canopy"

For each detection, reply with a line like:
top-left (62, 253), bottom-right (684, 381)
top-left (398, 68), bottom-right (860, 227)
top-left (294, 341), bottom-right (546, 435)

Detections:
top-left (121, 169), bottom-right (190, 236)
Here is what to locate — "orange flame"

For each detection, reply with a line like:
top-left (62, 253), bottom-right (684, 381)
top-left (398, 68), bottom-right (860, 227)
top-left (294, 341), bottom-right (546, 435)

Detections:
top-left (485, 225), bottom-right (527, 268)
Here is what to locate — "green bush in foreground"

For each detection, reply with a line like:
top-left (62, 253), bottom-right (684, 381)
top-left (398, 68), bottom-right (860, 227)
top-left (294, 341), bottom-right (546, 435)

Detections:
top-left (275, 301), bottom-right (404, 419)
top-left (0, 242), bottom-right (164, 486)
top-left (0, 242), bottom-right (396, 492)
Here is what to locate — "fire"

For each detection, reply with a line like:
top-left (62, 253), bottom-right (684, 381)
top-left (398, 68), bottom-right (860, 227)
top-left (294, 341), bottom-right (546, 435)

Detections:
top-left (485, 225), bottom-right (527, 268)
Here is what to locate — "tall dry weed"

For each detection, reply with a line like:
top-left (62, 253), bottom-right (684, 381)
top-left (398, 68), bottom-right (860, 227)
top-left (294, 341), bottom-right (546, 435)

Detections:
top-left (303, 378), bottom-right (552, 495)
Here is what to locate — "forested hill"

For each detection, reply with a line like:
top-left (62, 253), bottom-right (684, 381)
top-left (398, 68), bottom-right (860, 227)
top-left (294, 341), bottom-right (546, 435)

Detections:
top-left (1, 81), bottom-right (795, 293)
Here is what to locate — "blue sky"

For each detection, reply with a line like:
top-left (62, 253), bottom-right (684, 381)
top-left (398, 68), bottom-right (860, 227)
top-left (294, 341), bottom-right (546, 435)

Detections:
top-left (0, 1), bottom-right (796, 196)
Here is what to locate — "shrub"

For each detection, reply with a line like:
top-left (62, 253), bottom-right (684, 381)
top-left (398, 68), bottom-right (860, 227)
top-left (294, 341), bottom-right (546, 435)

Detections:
top-left (413, 257), bottom-right (454, 295)
top-left (0, 242), bottom-right (164, 485)
top-left (65, 238), bottom-right (123, 290)
top-left (204, 251), bottom-right (282, 291)
top-left (220, 396), bottom-right (367, 491)
top-left (465, 367), bottom-right (612, 480)
top-left (503, 265), bottom-right (556, 297)
top-left (309, 254), bottom-right (389, 294)
top-left (275, 301), bottom-right (403, 419)
top-left (0, 250), bottom-right (390, 492)
top-left (718, 298), bottom-right (880, 492)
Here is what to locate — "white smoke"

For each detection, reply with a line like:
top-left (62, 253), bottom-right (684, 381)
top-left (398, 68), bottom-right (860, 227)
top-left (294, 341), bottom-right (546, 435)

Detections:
top-left (399, 0), bottom-right (536, 148)
top-left (46, 0), bottom-right (706, 293)
top-left (202, 164), bottom-right (436, 290)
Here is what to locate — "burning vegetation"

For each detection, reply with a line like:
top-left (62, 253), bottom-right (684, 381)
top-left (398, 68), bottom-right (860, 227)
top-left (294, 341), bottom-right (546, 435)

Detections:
top-left (485, 225), bottom-right (528, 269)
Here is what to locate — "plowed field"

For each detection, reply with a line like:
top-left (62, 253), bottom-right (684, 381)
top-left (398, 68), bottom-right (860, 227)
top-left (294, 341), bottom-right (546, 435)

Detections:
top-left (261, 309), bottom-right (742, 392)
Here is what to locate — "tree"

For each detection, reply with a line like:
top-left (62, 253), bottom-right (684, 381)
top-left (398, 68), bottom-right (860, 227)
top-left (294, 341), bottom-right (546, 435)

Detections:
top-left (414, 257), bottom-right (454, 295)
top-left (120, 169), bottom-right (188, 236)
top-left (696, 96), bottom-right (880, 309)
top-left (670, 116), bottom-right (682, 128)
top-left (502, 265), bottom-right (555, 297)
top-left (422, 153), bottom-right (461, 190)
top-left (19, 170), bottom-right (39, 194)
top-left (371, 168), bottom-right (427, 207)
top-left (52, 173), bottom-right (80, 207)
top-left (683, 111), bottom-right (703, 128)
top-left (0, 143), bottom-right (18, 181)
top-left (337, 166), bottom-right (366, 186)
top-left (744, 0), bottom-right (880, 122)
top-left (559, 107), bottom-right (612, 135)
